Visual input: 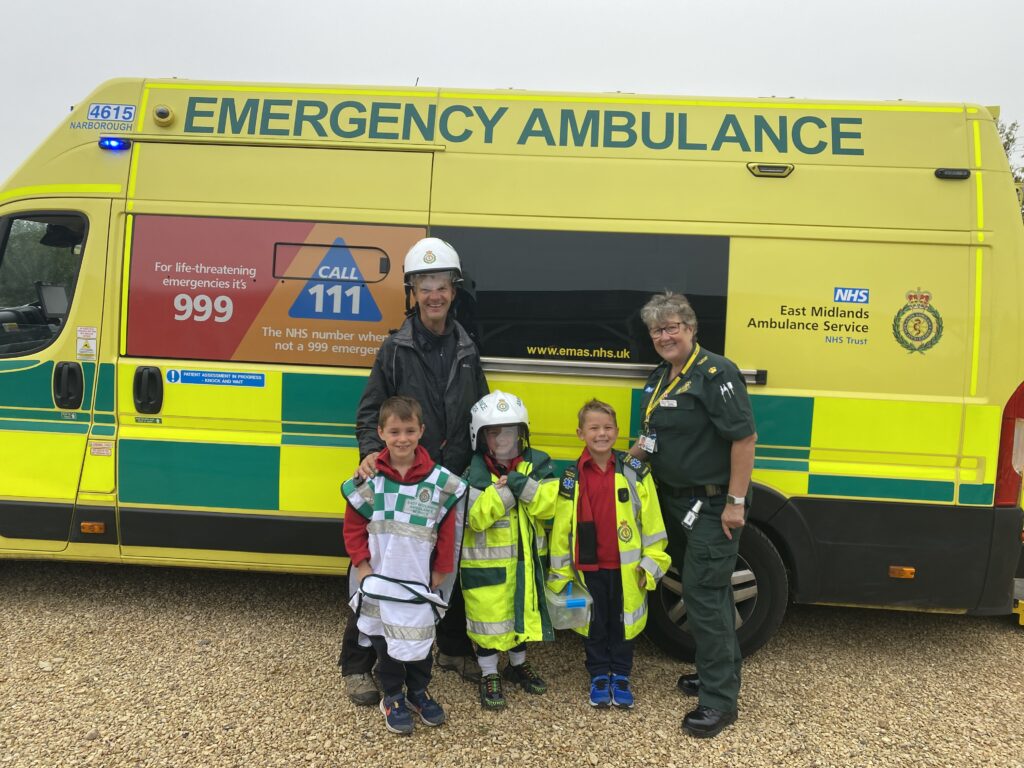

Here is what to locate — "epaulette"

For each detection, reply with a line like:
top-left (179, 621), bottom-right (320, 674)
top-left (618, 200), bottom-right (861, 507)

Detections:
top-left (625, 454), bottom-right (650, 478)
top-left (696, 352), bottom-right (724, 379)
top-left (559, 466), bottom-right (577, 499)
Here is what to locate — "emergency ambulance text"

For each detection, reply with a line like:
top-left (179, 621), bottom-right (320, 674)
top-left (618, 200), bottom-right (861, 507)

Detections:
top-left (183, 97), bottom-right (866, 156)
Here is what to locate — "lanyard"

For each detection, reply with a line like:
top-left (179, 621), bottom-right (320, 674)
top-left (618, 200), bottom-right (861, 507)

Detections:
top-left (643, 343), bottom-right (700, 428)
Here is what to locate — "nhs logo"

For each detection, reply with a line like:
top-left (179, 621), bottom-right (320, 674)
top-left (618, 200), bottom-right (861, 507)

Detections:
top-left (833, 287), bottom-right (870, 304)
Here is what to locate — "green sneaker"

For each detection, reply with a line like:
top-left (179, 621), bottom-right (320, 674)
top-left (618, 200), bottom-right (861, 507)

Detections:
top-left (479, 673), bottom-right (506, 709)
top-left (502, 662), bottom-right (548, 695)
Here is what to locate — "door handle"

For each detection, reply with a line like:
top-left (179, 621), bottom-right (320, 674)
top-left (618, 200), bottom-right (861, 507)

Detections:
top-left (740, 368), bottom-right (769, 386)
top-left (133, 366), bottom-right (163, 414)
top-left (53, 361), bottom-right (84, 410)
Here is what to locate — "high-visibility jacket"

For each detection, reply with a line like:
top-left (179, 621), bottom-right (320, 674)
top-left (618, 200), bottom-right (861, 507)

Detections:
top-left (460, 448), bottom-right (559, 651)
top-left (342, 464), bottom-right (466, 661)
top-left (548, 451), bottom-right (670, 640)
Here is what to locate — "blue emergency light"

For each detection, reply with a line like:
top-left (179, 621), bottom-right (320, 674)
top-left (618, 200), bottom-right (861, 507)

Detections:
top-left (98, 137), bottom-right (131, 151)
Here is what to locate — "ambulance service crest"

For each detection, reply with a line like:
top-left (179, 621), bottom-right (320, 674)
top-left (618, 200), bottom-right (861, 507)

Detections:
top-left (418, 488), bottom-right (432, 503)
top-left (892, 288), bottom-right (943, 353)
top-left (496, 399), bottom-right (510, 412)
top-left (617, 520), bottom-right (633, 542)
top-left (422, 250), bottom-right (437, 264)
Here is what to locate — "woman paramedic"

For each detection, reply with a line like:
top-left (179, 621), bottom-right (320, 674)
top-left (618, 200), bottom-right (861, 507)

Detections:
top-left (630, 291), bottom-right (757, 739)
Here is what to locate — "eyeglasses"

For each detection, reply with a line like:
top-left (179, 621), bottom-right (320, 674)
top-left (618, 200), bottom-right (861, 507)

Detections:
top-left (649, 322), bottom-right (685, 338)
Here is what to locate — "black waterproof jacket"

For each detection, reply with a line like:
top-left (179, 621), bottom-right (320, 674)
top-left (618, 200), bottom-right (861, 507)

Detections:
top-left (356, 315), bottom-right (488, 475)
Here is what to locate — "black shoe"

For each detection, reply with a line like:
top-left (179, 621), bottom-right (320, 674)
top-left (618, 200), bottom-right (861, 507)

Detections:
top-left (676, 673), bottom-right (700, 697)
top-left (501, 662), bottom-right (548, 695)
top-left (479, 673), bottom-right (507, 710)
top-left (682, 705), bottom-right (737, 738)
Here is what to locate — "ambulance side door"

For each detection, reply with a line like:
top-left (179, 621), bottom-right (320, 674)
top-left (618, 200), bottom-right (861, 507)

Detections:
top-left (115, 143), bottom-right (429, 569)
top-left (0, 199), bottom-right (110, 552)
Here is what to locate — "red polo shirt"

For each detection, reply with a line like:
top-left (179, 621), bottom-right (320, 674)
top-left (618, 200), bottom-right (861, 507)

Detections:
top-left (577, 448), bottom-right (621, 571)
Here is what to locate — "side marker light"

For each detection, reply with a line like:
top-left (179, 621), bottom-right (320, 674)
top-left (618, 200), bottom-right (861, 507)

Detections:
top-left (888, 566), bottom-right (916, 579)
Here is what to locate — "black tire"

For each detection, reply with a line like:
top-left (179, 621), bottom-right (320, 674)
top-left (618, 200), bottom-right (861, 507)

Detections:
top-left (645, 523), bottom-right (789, 662)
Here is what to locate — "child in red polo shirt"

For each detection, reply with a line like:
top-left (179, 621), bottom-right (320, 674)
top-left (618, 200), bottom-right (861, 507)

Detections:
top-left (548, 399), bottom-right (670, 709)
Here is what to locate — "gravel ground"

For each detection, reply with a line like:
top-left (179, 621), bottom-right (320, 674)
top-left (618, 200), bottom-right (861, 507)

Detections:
top-left (1, 561), bottom-right (1022, 768)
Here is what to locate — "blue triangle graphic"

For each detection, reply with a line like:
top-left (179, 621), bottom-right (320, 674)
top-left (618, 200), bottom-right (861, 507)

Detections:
top-left (288, 237), bottom-right (382, 322)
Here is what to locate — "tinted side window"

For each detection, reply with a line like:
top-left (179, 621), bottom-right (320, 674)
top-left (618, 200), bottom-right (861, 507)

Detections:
top-left (435, 227), bottom-right (729, 364)
top-left (0, 214), bottom-right (87, 357)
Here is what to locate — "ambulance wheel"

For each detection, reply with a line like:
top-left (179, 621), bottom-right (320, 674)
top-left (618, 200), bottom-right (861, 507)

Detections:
top-left (645, 523), bottom-right (789, 662)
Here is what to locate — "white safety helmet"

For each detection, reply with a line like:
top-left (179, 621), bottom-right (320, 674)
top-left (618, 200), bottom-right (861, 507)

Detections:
top-left (469, 390), bottom-right (530, 451)
top-left (403, 237), bottom-right (463, 287)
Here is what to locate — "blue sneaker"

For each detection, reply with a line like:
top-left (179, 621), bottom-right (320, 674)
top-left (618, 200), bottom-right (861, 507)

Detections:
top-left (407, 688), bottom-right (446, 726)
top-left (611, 674), bottom-right (635, 709)
top-left (589, 674), bottom-right (611, 708)
top-left (380, 693), bottom-right (414, 735)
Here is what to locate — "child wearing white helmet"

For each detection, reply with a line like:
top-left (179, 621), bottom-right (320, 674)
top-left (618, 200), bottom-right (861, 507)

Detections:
top-left (461, 390), bottom-right (559, 709)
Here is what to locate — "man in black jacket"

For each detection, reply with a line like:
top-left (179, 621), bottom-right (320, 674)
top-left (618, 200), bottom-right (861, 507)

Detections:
top-left (341, 236), bottom-right (489, 705)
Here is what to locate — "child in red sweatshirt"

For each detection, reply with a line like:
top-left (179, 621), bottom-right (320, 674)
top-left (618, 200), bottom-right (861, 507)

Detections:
top-left (342, 396), bottom-right (467, 735)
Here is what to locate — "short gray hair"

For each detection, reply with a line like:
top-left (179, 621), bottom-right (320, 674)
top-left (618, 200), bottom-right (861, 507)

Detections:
top-left (640, 291), bottom-right (698, 335)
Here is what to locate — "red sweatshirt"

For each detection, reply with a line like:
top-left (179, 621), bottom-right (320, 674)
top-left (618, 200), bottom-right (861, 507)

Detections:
top-left (342, 445), bottom-right (457, 574)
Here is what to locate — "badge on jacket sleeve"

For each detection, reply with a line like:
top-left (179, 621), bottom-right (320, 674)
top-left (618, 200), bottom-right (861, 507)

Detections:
top-left (617, 520), bottom-right (633, 542)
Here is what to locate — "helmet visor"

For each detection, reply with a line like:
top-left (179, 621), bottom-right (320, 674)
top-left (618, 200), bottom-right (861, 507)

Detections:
top-left (484, 425), bottom-right (521, 461)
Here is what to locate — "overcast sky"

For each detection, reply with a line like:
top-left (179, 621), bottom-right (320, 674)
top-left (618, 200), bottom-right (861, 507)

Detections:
top-left (2, 0), bottom-right (1023, 181)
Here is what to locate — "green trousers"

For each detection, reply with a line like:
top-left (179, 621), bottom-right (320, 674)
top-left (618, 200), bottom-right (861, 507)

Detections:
top-left (660, 493), bottom-right (742, 712)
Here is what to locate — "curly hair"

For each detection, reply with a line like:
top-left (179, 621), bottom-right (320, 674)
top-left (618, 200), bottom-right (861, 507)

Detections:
top-left (639, 291), bottom-right (698, 335)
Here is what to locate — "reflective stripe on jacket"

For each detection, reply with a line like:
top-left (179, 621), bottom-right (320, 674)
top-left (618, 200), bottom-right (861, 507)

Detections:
top-left (548, 451), bottom-right (670, 640)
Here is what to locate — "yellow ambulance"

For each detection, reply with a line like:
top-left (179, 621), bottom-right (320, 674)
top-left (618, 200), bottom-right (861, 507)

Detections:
top-left (1, 78), bottom-right (1022, 659)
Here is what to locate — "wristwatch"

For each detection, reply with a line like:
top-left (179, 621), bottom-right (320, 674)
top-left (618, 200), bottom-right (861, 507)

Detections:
top-left (726, 493), bottom-right (746, 506)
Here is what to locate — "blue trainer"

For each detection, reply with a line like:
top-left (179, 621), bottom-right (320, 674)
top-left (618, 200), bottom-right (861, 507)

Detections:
top-left (611, 674), bottom-right (635, 709)
top-left (380, 693), bottom-right (414, 735)
top-left (407, 688), bottom-right (446, 726)
top-left (589, 674), bottom-right (611, 708)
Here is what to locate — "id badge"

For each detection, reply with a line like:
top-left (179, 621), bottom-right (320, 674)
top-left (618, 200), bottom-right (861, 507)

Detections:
top-left (639, 430), bottom-right (658, 454)
top-left (681, 499), bottom-right (702, 531)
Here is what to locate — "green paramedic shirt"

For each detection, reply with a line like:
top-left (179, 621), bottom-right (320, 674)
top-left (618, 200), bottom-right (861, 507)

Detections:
top-left (641, 346), bottom-right (756, 488)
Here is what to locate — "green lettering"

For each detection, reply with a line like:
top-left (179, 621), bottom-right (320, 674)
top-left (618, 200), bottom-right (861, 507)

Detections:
top-left (369, 102), bottom-right (400, 140)
top-left (217, 98), bottom-right (259, 135)
top-left (753, 115), bottom-right (787, 152)
top-left (711, 114), bottom-right (750, 152)
top-left (641, 112), bottom-right (673, 150)
top-left (677, 113), bottom-right (707, 150)
top-left (559, 109), bottom-right (599, 147)
top-left (259, 99), bottom-right (292, 136)
top-left (473, 105), bottom-right (507, 143)
top-left (184, 96), bottom-right (216, 134)
top-left (402, 103), bottom-right (436, 141)
top-left (603, 111), bottom-right (636, 148)
top-left (439, 105), bottom-right (473, 142)
top-left (832, 117), bottom-right (864, 155)
top-left (793, 116), bottom-right (828, 154)
top-left (517, 108), bottom-right (555, 145)
top-left (330, 101), bottom-right (366, 139)
top-left (294, 100), bottom-right (328, 138)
